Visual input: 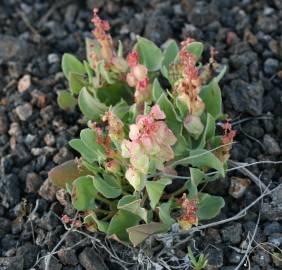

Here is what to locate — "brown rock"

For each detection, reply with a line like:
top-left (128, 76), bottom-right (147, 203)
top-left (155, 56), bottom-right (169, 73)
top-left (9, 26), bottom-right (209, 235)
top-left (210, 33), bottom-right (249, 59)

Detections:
top-left (56, 189), bottom-right (69, 207)
top-left (15, 103), bottom-right (32, 121)
top-left (38, 178), bottom-right (58, 201)
top-left (229, 177), bottom-right (250, 199)
top-left (244, 29), bottom-right (258, 46)
top-left (31, 90), bottom-right (47, 108)
top-left (26, 172), bottom-right (43, 193)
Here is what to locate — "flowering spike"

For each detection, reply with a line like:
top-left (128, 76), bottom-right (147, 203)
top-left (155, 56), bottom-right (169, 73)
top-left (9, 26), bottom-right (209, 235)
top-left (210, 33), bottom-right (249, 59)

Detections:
top-left (126, 51), bottom-right (151, 105)
top-left (214, 121), bottom-right (236, 163)
top-left (91, 8), bottom-right (113, 62)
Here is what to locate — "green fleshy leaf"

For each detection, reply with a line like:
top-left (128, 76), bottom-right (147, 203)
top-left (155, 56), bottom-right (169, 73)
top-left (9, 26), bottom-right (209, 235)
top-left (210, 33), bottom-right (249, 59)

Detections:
top-left (97, 60), bottom-right (115, 84)
top-left (78, 87), bottom-right (107, 121)
top-left (215, 65), bottom-right (227, 82)
top-left (69, 139), bottom-right (97, 162)
top-left (157, 93), bottom-right (182, 134)
top-left (57, 90), bottom-right (77, 110)
top-left (146, 178), bottom-right (172, 209)
top-left (107, 210), bottom-right (140, 242)
top-left (84, 214), bottom-right (98, 232)
top-left (72, 176), bottom-right (97, 211)
top-left (197, 193), bottom-right (225, 220)
top-left (80, 128), bottom-right (106, 162)
top-left (49, 159), bottom-right (91, 188)
top-left (158, 201), bottom-right (175, 226)
top-left (161, 39), bottom-right (179, 79)
top-left (69, 72), bottom-right (88, 94)
top-left (152, 78), bottom-right (163, 102)
top-left (175, 96), bottom-right (188, 119)
top-left (111, 99), bottom-right (130, 120)
top-left (91, 214), bottom-right (109, 233)
top-left (62, 53), bottom-right (85, 79)
top-left (186, 42), bottom-right (204, 60)
top-left (137, 37), bottom-right (162, 71)
top-left (83, 60), bottom-right (94, 84)
top-left (200, 79), bottom-right (222, 119)
top-left (118, 195), bottom-right (147, 222)
top-left (97, 82), bottom-right (133, 106)
top-left (174, 149), bottom-right (224, 177)
top-left (92, 175), bottom-right (122, 199)
top-left (125, 169), bottom-right (146, 192)
top-left (127, 222), bottom-right (169, 247)
top-left (186, 168), bottom-right (206, 198)
top-left (173, 133), bottom-right (189, 157)
top-left (184, 115), bottom-right (204, 140)
top-left (197, 113), bottom-right (216, 148)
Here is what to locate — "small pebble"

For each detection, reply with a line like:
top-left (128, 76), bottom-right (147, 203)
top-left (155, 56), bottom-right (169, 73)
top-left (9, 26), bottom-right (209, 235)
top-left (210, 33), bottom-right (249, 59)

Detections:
top-left (15, 103), bottom-right (32, 121)
top-left (263, 134), bottom-right (281, 155)
top-left (263, 58), bottom-right (279, 75)
top-left (229, 177), bottom-right (250, 199)
top-left (8, 122), bottom-right (21, 137)
top-left (18, 74), bottom-right (31, 92)
top-left (47, 53), bottom-right (60, 64)
top-left (44, 133), bottom-right (55, 146)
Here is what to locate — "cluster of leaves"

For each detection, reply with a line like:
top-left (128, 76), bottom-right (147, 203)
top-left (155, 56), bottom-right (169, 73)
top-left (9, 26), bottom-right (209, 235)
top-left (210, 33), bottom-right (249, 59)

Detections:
top-left (187, 247), bottom-right (208, 270)
top-left (49, 10), bottom-right (235, 246)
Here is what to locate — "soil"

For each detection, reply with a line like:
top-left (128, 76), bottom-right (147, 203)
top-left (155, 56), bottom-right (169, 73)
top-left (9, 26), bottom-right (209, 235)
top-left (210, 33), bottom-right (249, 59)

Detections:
top-left (0, 0), bottom-right (282, 269)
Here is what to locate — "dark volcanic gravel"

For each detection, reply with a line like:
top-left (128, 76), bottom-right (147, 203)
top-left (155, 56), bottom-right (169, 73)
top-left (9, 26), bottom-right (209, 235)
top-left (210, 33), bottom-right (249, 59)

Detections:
top-left (0, 0), bottom-right (282, 269)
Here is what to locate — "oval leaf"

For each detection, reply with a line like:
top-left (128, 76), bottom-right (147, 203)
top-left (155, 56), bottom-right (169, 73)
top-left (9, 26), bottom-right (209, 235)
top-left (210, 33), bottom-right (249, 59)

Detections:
top-left (152, 78), bottom-right (163, 102)
top-left (72, 176), bottom-right (97, 211)
top-left (92, 175), bottom-right (122, 199)
top-left (200, 79), bottom-right (222, 119)
top-left (174, 149), bottom-right (225, 177)
top-left (57, 90), bottom-right (77, 110)
top-left (78, 87), bottom-right (107, 121)
top-left (137, 37), bottom-right (162, 71)
top-left (49, 159), bottom-right (91, 188)
top-left (127, 222), bottom-right (169, 247)
top-left (69, 139), bottom-right (97, 162)
top-left (118, 195), bottom-right (147, 222)
top-left (157, 93), bottom-right (182, 134)
top-left (146, 178), bottom-right (172, 209)
top-left (186, 42), bottom-right (204, 60)
top-left (62, 53), bottom-right (85, 79)
top-left (197, 193), bottom-right (225, 220)
top-left (69, 72), bottom-right (88, 94)
top-left (107, 210), bottom-right (140, 242)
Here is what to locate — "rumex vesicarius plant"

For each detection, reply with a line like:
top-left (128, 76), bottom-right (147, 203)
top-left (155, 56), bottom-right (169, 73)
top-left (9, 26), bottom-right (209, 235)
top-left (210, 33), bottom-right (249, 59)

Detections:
top-left (49, 9), bottom-right (236, 246)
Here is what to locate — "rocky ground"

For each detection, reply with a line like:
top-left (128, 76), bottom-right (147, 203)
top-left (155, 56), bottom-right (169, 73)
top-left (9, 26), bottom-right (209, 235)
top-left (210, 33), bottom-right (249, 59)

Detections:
top-left (0, 0), bottom-right (282, 269)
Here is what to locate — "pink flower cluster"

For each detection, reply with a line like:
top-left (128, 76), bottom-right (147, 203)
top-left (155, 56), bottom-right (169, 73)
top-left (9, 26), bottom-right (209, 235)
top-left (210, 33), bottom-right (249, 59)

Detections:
top-left (126, 51), bottom-right (151, 104)
top-left (177, 194), bottom-right (198, 230)
top-left (102, 111), bottom-right (124, 142)
top-left (121, 105), bottom-right (176, 187)
top-left (174, 38), bottom-right (205, 117)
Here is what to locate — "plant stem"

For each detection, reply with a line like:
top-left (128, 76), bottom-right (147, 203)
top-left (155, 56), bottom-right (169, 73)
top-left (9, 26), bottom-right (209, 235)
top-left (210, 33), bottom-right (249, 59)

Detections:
top-left (141, 191), bottom-right (148, 207)
top-left (170, 184), bottom-right (187, 198)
